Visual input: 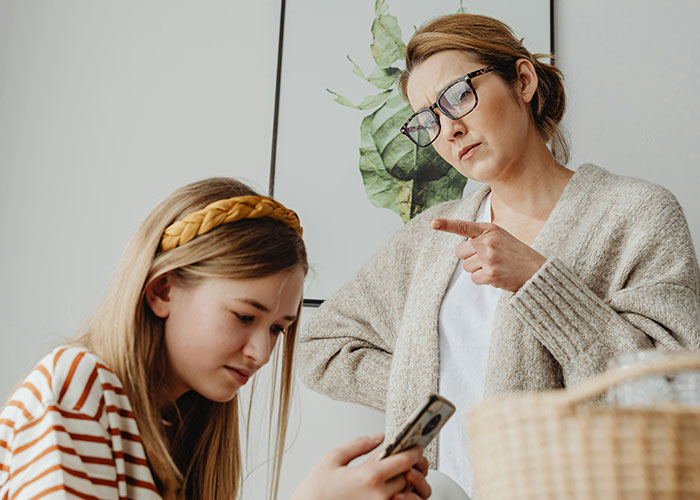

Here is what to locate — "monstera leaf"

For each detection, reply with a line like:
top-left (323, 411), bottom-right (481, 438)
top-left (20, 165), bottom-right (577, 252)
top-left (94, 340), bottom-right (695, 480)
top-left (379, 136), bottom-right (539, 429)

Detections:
top-left (330, 0), bottom-right (469, 223)
top-left (371, 0), bottom-right (406, 68)
top-left (359, 88), bottom-right (466, 222)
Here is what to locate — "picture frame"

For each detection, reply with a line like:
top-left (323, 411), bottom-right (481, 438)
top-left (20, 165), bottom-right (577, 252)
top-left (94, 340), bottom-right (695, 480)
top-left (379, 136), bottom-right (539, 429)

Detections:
top-left (269, 0), bottom-right (553, 305)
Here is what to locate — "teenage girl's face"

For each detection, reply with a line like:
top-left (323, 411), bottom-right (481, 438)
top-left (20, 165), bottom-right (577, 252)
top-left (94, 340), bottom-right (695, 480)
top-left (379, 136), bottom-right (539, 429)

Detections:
top-left (405, 50), bottom-right (537, 184)
top-left (148, 268), bottom-right (304, 403)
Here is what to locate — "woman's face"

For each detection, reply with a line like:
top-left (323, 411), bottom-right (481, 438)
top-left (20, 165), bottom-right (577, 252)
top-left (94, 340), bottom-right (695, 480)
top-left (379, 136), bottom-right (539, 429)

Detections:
top-left (148, 268), bottom-right (304, 403)
top-left (406, 50), bottom-right (536, 184)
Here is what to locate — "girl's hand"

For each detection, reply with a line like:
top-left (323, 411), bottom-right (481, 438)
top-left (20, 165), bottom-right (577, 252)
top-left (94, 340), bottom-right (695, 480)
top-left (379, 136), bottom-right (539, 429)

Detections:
top-left (432, 218), bottom-right (546, 293)
top-left (291, 434), bottom-right (430, 500)
top-left (402, 454), bottom-right (431, 499)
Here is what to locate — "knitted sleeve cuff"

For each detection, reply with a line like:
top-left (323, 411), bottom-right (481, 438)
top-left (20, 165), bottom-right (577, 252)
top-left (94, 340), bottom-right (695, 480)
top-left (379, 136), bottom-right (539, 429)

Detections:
top-left (509, 258), bottom-right (642, 366)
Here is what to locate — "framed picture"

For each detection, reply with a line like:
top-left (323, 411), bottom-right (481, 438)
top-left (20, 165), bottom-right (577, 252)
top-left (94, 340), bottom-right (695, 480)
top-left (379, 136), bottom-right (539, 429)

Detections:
top-left (270, 0), bottom-right (552, 304)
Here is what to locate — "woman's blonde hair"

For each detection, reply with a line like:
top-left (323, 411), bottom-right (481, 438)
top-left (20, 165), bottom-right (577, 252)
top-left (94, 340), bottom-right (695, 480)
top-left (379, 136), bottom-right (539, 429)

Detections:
top-left (399, 13), bottom-right (569, 164)
top-left (77, 177), bottom-right (307, 499)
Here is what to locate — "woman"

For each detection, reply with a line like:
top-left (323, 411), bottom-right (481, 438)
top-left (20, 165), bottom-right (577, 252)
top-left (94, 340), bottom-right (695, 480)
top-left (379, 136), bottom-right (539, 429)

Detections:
top-left (0, 177), bottom-right (429, 499)
top-left (298, 13), bottom-right (700, 495)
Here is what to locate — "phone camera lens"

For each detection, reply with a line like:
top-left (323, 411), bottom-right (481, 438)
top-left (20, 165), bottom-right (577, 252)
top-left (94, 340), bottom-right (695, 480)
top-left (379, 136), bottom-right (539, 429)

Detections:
top-left (422, 414), bottom-right (441, 436)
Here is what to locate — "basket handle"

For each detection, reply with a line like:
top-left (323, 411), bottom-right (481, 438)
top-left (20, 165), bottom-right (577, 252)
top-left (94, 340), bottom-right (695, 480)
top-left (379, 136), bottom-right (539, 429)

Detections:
top-left (558, 351), bottom-right (700, 408)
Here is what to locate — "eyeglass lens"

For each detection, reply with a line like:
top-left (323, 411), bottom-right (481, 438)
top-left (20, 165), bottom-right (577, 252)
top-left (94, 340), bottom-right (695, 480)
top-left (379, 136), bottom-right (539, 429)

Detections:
top-left (405, 110), bottom-right (439, 147)
top-left (439, 81), bottom-right (476, 119)
top-left (405, 79), bottom-right (476, 146)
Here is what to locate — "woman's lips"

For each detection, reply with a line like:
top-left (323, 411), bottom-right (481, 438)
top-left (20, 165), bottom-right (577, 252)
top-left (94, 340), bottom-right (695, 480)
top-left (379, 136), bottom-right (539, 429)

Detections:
top-left (226, 366), bottom-right (250, 385)
top-left (459, 143), bottom-right (481, 161)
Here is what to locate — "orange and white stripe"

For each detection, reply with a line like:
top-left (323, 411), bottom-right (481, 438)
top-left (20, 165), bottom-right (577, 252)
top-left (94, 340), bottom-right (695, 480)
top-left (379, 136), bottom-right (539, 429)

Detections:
top-left (0, 346), bottom-right (161, 499)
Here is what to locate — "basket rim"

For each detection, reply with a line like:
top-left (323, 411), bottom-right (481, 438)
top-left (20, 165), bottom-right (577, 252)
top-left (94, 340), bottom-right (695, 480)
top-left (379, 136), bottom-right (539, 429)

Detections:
top-left (470, 351), bottom-right (700, 418)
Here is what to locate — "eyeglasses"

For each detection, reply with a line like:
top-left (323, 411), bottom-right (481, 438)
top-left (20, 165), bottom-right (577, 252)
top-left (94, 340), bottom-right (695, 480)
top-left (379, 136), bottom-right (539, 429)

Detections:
top-left (400, 65), bottom-right (498, 147)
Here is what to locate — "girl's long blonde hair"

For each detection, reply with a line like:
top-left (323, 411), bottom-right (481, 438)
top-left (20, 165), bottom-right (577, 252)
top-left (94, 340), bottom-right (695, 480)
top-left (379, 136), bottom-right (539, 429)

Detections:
top-left (77, 177), bottom-right (307, 499)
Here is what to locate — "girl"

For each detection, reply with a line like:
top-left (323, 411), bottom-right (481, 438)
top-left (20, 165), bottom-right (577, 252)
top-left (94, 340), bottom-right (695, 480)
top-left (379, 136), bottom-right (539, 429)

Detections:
top-left (0, 177), bottom-right (429, 499)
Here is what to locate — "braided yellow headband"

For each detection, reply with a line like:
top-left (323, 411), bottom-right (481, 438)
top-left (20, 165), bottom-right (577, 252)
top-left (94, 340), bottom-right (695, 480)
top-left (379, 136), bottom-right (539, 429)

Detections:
top-left (160, 195), bottom-right (303, 252)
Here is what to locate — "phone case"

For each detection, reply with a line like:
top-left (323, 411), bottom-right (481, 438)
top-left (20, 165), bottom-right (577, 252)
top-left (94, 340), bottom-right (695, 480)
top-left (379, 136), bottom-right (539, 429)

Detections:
top-left (381, 393), bottom-right (455, 458)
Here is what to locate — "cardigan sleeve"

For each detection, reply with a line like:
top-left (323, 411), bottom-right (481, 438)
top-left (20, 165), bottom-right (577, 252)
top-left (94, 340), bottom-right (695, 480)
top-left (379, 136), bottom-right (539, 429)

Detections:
top-left (510, 187), bottom-right (700, 386)
top-left (298, 209), bottom-right (437, 411)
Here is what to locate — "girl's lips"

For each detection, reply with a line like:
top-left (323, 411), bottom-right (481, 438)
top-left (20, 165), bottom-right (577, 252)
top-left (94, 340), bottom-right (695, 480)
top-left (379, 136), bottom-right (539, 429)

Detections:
top-left (459, 143), bottom-right (481, 161)
top-left (225, 366), bottom-right (250, 385)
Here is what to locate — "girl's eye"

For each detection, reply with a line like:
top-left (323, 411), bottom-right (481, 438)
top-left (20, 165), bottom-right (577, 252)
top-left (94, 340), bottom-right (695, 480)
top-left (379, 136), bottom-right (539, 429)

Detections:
top-left (271, 325), bottom-right (287, 336)
top-left (235, 313), bottom-right (254, 324)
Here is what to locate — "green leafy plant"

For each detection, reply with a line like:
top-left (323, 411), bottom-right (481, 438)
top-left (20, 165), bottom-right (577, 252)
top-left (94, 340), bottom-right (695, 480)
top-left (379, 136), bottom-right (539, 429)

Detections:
top-left (329, 0), bottom-right (467, 223)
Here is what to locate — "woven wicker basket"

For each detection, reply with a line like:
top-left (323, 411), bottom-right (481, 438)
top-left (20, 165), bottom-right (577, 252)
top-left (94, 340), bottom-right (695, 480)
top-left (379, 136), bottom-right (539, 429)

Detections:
top-left (468, 352), bottom-right (700, 500)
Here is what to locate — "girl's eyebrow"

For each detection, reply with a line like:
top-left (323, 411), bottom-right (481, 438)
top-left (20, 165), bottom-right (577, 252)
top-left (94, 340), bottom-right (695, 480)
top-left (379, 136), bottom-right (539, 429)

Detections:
top-left (236, 298), bottom-right (297, 322)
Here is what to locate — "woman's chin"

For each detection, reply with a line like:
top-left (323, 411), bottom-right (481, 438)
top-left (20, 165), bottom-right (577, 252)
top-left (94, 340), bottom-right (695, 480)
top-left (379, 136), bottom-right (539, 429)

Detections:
top-left (453, 159), bottom-right (493, 184)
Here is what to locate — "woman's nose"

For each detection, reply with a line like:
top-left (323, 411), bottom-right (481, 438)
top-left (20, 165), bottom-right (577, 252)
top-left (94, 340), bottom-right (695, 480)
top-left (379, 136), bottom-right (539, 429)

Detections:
top-left (242, 328), bottom-right (275, 366)
top-left (439, 111), bottom-right (467, 140)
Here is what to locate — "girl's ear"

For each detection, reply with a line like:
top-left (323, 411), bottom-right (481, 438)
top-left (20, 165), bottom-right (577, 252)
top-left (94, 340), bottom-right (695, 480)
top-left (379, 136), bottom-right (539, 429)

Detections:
top-left (145, 274), bottom-right (172, 319)
top-left (514, 58), bottom-right (538, 105)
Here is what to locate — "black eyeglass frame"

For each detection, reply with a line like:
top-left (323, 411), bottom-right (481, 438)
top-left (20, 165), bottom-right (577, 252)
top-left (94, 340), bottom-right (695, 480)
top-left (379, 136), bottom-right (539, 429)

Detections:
top-left (400, 64), bottom-right (498, 147)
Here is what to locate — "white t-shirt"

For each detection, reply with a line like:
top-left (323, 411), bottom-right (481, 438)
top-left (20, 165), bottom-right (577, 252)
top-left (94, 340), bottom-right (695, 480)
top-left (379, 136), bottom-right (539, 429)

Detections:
top-left (437, 191), bottom-right (500, 496)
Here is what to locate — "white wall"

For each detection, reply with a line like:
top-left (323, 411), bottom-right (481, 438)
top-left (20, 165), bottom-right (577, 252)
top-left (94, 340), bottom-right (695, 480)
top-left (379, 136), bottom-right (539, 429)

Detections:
top-left (0, 0), bottom-right (280, 388)
top-left (1, 2), bottom-right (699, 499)
top-left (556, 0), bottom-right (700, 244)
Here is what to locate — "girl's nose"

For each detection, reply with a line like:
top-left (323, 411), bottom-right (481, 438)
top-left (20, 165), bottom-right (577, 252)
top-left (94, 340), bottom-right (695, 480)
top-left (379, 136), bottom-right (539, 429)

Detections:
top-left (242, 328), bottom-right (275, 367)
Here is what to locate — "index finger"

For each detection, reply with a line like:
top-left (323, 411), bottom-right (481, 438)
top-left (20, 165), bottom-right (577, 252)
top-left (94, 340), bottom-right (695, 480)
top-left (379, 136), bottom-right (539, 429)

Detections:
top-left (328, 434), bottom-right (384, 466)
top-left (432, 218), bottom-right (490, 238)
top-left (414, 455), bottom-right (429, 476)
top-left (373, 446), bottom-right (423, 480)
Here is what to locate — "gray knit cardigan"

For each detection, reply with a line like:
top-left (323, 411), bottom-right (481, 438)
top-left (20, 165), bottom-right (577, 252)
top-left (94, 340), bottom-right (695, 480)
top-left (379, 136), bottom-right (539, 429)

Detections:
top-left (298, 164), bottom-right (700, 465)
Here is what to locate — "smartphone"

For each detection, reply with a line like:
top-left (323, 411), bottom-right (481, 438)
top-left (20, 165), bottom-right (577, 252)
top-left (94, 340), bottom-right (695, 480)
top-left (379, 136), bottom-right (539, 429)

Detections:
top-left (381, 393), bottom-right (455, 459)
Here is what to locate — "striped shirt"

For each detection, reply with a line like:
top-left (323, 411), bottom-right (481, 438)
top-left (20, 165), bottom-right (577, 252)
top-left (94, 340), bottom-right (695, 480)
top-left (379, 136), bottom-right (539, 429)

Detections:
top-left (0, 346), bottom-right (162, 499)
